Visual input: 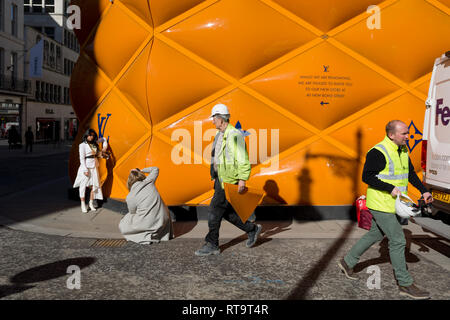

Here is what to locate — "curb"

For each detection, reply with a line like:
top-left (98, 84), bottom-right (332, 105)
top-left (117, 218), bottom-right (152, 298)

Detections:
top-left (0, 215), bottom-right (123, 239)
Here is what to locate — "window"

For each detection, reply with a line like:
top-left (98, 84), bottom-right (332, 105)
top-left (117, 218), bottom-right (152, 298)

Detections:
top-left (10, 52), bottom-right (17, 78)
top-left (43, 40), bottom-right (49, 65)
top-left (40, 81), bottom-right (45, 101)
top-left (50, 84), bottom-right (54, 102)
top-left (32, 0), bottom-right (42, 13)
top-left (45, 0), bottom-right (54, 13)
top-left (56, 46), bottom-right (61, 70)
top-left (11, 3), bottom-right (17, 37)
top-left (45, 83), bottom-right (49, 102)
top-left (45, 27), bottom-right (55, 40)
top-left (0, 48), bottom-right (4, 88)
top-left (35, 80), bottom-right (40, 101)
top-left (0, 0), bottom-right (4, 31)
top-left (0, 47), bottom-right (4, 75)
top-left (49, 42), bottom-right (55, 67)
top-left (24, 0), bottom-right (31, 13)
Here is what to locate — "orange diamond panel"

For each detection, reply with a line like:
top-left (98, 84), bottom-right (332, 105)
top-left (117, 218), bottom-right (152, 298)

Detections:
top-left (70, 0), bottom-right (449, 204)
top-left (163, 0), bottom-right (317, 78)
top-left (272, 0), bottom-right (385, 32)
top-left (248, 41), bottom-right (399, 130)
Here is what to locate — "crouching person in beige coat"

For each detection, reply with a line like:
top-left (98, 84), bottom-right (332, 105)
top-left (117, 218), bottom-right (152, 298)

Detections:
top-left (119, 167), bottom-right (174, 244)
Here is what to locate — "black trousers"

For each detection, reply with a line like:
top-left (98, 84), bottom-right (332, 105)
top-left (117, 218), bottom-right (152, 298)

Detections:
top-left (25, 142), bottom-right (33, 153)
top-left (205, 179), bottom-right (256, 247)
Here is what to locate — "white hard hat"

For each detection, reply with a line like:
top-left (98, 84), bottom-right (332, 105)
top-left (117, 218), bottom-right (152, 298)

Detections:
top-left (211, 103), bottom-right (230, 118)
top-left (395, 194), bottom-right (421, 219)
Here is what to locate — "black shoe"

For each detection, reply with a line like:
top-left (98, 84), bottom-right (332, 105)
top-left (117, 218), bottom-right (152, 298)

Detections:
top-left (195, 242), bottom-right (220, 256)
top-left (399, 284), bottom-right (430, 300)
top-left (246, 224), bottom-right (262, 248)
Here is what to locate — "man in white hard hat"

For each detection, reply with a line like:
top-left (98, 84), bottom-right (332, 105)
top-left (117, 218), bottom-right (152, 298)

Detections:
top-left (195, 103), bottom-right (262, 256)
top-left (338, 120), bottom-right (433, 299)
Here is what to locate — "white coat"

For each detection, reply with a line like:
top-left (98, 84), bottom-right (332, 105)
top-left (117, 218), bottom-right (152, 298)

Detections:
top-left (73, 138), bottom-right (107, 200)
top-left (119, 167), bottom-right (174, 244)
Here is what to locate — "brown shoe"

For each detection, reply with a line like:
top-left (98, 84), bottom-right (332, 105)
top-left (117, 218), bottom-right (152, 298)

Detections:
top-left (399, 284), bottom-right (430, 300)
top-left (338, 258), bottom-right (359, 280)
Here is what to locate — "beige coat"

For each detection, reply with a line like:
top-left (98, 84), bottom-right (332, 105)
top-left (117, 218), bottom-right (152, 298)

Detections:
top-left (118, 167), bottom-right (173, 244)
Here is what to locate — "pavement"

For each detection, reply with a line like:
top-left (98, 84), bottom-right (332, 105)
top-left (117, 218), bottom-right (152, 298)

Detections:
top-left (1, 225), bottom-right (449, 300)
top-left (0, 142), bottom-right (449, 301)
top-left (0, 139), bottom-right (71, 159)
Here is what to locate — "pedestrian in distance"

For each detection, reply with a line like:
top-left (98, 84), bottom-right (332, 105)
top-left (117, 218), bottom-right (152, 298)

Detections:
top-left (195, 103), bottom-right (262, 256)
top-left (118, 167), bottom-right (174, 244)
top-left (7, 125), bottom-right (19, 150)
top-left (24, 126), bottom-right (34, 153)
top-left (73, 128), bottom-right (108, 213)
top-left (338, 120), bottom-right (434, 300)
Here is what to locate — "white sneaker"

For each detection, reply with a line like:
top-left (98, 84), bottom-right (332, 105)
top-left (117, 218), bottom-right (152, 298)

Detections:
top-left (81, 202), bottom-right (88, 213)
top-left (89, 200), bottom-right (96, 211)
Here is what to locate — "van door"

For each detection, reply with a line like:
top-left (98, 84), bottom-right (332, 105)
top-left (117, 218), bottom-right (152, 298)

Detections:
top-left (426, 56), bottom-right (450, 188)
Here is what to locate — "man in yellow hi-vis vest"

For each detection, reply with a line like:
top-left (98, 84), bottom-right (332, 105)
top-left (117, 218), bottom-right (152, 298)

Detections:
top-left (338, 120), bottom-right (433, 299)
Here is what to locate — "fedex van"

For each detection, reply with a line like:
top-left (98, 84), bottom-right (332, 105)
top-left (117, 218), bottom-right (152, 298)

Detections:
top-left (416, 51), bottom-right (450, 238)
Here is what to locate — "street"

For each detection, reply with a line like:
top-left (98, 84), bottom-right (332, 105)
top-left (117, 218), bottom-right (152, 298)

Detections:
top-left (0, 226), bottom-right (449, 300)
top-left (0, 143), bottom-right (449, 301)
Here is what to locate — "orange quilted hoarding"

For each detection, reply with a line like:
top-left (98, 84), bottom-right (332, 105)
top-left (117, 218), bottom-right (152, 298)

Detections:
top-left (68, 0), bottom-right (450, 205)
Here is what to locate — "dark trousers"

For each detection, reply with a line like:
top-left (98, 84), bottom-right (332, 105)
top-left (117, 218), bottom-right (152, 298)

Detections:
top-left (25, 142), bottom-right (33, 153)
top-left (205, 179), bottom-right (256, 247)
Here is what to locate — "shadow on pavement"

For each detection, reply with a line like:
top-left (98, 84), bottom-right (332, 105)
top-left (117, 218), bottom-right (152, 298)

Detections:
top-left (0, 285), bottom-right (35, 299)
top-left (353, 230), bottom-right (422, 273)
top-left (285, 128), bottom-right (363, 299)
top-left (10, 257), bottom-right (96, 284)
top-left (1, 257), bottom-right (96, 299)
top-left (171, 206), bottom-right (198, 238)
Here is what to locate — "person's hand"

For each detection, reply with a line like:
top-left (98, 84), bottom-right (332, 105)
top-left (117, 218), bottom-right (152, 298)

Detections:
top-left (84, 171), bottom-right (90, 177)
top-left (422, 192), bottom-right (433, 204)
top-left (391, 187), bottom-right (401, 197)
top-left (238, 180), bottom-right (246, 194)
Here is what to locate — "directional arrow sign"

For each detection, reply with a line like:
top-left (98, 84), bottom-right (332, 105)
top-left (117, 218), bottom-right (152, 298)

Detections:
top-left (320, 101), bottom-right (329, 106)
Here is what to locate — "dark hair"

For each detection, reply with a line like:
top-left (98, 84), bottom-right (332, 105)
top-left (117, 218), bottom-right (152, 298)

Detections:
top-left (82, 129), bottom-right (99, 149)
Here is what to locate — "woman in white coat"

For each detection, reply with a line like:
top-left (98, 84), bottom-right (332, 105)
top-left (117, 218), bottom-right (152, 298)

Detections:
top-left (119, 167), bottom-right (174, 244)
top-left (73, 129), bottom-right (108, 213)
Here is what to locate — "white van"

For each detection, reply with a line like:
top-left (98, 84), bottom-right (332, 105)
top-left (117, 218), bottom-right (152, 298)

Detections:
top-left (417, 51), bottom-right (450, 238)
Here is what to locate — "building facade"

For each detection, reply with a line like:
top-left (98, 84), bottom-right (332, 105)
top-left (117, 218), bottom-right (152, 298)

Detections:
top-left (24, 0), bottom-right (79, 142)
top-left (24, 25), bottom-right (78, 142)
top-left (0, 0), bottom-right (30, 141)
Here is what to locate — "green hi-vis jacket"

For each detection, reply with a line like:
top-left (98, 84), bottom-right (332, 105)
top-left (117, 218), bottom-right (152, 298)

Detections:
top-left (212, 124), bottom-right (251, 189)
top-left (366, 136), bottom-right (409, 213)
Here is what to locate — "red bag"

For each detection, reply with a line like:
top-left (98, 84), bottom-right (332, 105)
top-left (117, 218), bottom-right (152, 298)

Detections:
top-left (356, 195), bottom-right (373, 230)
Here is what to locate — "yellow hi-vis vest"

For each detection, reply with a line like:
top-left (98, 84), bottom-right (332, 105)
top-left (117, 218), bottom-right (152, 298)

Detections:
top-left (366, 136), bottom-right (409, 213)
